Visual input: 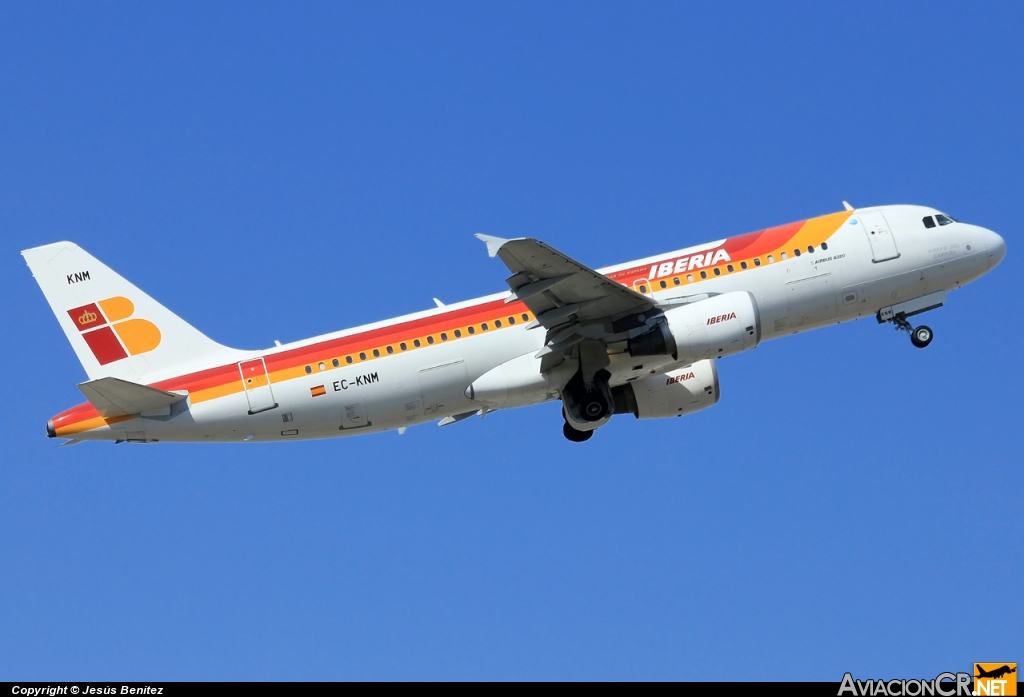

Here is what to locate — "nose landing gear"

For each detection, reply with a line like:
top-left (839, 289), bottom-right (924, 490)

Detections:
top-left (891, 314), bottom-right (934, 349)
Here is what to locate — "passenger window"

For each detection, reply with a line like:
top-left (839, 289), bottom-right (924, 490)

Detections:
top-left (304, 365), bottom-right (312, 374)
top-left (508, 316), bottom-right (516, 325)
top-left (346, 356), bottom-right (353, 364)
top-left (386, 346), bottom-right (394, 354)
top-left (923, 216), bottom-right (936, 229)
top-left (495, 319), bottom-right (502, 328)
top-left (454, 329), bottom-right (461, 338)
top-left (427, 336), bottom-right (434, 345)
top-left (794, 249), bottom-right (801, 257)
top-left (673, 277), bottom-right (680, 285)
top-left (467, 326), bottom-right (475, 334)
top-left (740, 261), bottom-right (748, 269)
top-left (400, 343), bottom-right (407, 351)
top-left (713, 268), bottom-right (721, 276)
top-left (318, 362), bottom-right (325, 371)
top-left (521, 314), bottom-right (529, 322)
top-left (754, 258), bottom-right (761, 266)
top-left (700, 271), bottom-right (707, 279)
top-left (482, 323), bottom-right (489, 331)
top-left (807, 246), bottom-right (814, 254)
top-left (414, 339), bottom-right (421, 347)
top-left (359, 352), bottom-right (366, 360)
top-left (441, 333), bottom-right (448, 341)
top-left (821, 242), bottom-right (828, 251)
top-left (936, 214), bottom-right (954, 226)
top-left (373, 349), bottom-right (380, 357)
top-left (332, 358), bottom-right (339, 367)
top-left (767, 255), bottom-right (774, 263)
top-left (657, 280), bottom-right (665, 288)
top-left (781, 252), bottom-right (788, 260)
top-left (686, 274), bottom-right (694, 282)
top-left (639, 284), bottom-right (648, 293)
top-left (727, 264), bottom-right (734, 272)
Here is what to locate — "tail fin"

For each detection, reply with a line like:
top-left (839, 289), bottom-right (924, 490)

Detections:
top-left (22, 241), bottom-right (242, 383)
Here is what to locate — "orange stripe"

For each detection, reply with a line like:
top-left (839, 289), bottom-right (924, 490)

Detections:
top-left (54, 414), bottom-right (133, 437)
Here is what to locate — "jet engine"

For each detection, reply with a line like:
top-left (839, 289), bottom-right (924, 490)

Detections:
top-left (628, 291), bottom-right (760, 363)
top-left (611, 359), bottom-right (719, 419)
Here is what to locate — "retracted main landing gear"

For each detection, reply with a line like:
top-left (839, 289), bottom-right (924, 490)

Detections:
top-left (563, 420), bottom-right (593, 443)
top-left (890, 314), bottom-right (934, 349)
top-left (560, 367), bottom-right (613, 443)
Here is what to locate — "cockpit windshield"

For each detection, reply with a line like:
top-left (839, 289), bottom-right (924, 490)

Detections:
top-left (922, 213), bottom-right (958, 229)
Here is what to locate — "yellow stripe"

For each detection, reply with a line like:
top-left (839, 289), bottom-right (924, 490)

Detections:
top-left (190, 380), bottom-right (245, 405)
top-left (783, 210), bottom-right (853, 253)
top-left (55, 414), bottom-right (133, 437)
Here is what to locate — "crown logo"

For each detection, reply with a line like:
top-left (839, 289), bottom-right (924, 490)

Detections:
top-left (78, 309), bottom-right (97, 325)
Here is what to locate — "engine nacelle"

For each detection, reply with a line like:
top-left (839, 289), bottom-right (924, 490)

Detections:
top-left (612, 360), bottom-right (719, 419)
top-left (628, 291), bottom-right (760, 363)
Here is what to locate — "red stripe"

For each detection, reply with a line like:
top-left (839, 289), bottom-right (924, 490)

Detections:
top-left (52, 401), bottom-right (101, 428)
top-left (263, 298), bottom-right (521, 373)
top-left (736, 220), bottom-right (804, 257)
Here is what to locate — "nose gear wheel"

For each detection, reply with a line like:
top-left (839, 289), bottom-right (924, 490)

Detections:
top-left (891, 314), bottom-right (934, 349)
top-left (910, 325), bottom-right (933, 348)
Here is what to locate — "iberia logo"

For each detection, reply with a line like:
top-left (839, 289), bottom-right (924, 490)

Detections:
top-left (67, 297), bottom-right (161, 365)
top-left (975, 664), bottom-right (1017, 696)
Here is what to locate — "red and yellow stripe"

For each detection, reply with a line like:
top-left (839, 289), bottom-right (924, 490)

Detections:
top-left (50, 210), bottom-right (852, 437)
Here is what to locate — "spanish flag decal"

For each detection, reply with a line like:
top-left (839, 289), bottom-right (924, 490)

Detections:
top-left (310, 385), bottom-right (326, 397)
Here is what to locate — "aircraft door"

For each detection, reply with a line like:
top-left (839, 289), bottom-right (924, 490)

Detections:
top-left (238, 357), bottom-right (278, 414)
top-left (859, 212), bottom-right (900, 262)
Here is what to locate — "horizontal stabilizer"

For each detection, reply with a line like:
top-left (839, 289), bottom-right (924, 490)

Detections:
top-left (78, 377), bottom-right (187, 418)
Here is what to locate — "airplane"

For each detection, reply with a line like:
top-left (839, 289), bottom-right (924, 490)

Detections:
top-left (975, 665), bottom-right (1016, 680)
top-left (22, 203), bottom-right (1006, 445)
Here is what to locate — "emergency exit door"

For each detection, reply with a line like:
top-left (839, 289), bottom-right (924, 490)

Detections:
top-left (859, 211), bottom-right (900, 262)
top-left (238, 357), bottom-right (278, 414)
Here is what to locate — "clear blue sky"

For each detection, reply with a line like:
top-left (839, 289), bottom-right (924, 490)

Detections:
top-left (2, 1), bottom-right (1020, 680)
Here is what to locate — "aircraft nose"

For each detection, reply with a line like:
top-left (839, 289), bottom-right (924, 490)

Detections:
top-left (987, 228), bottom-right (1007, 269)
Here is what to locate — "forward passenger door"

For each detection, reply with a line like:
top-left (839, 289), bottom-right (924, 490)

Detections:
top-left (859, 212), bottom-right (900, 263)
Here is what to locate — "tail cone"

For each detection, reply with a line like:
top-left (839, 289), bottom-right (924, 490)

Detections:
top-left (46, 419), bottom-right (55, 438)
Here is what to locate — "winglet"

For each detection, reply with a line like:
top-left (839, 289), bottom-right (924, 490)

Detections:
top-left (475, 233), bottom-right (511, 258)
top-left (843, 201), bottom-right (854, 211)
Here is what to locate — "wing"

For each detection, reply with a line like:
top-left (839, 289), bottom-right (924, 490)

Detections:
top-left (476, 234), bottom-right (656, 364)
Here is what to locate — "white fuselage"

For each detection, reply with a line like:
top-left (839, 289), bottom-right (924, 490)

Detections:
top-left (58, 204), bottom-right (1006, 443)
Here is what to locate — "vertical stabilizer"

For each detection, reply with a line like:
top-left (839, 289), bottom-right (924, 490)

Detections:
top-left (22, 241), bottom-right (243, 383)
